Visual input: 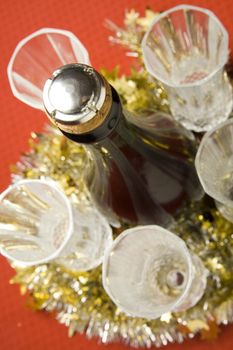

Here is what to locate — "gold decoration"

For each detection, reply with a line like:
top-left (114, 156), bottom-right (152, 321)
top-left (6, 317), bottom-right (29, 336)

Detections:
top-left (200, 319), bottom-right (220, 341)
top-left (101, 67), bottom-right (169, 115)
top-left (11, 129), bottom-right (90, 204)
top-left (186, 320), bottom-right (209, 332)
top-left (106, 8), bottom-right (157, 58)
top-left (6, 7), bottom-right (233, 348)
top-left (9, 129), bottom-right (233, 347)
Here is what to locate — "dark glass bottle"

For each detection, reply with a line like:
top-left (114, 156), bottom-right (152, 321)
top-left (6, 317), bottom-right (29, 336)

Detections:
top-left (43, 64), bottom-right (203, 227)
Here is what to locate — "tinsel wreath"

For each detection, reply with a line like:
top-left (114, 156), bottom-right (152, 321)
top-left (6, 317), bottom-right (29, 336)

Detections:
top-left (8, 8), bottom-right (233, 348)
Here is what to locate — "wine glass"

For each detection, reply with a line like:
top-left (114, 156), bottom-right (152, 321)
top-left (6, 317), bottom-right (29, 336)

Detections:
top-left (102, 225), bottom-right (208, 319)
top-left (141, 5), bottom-right (232, 132)
top-left (0, 179), bottom-right (112, 270)
top-left (195, 118), bottom-right (233, 223)
top-left (7, 28), bottom-right (90, 110)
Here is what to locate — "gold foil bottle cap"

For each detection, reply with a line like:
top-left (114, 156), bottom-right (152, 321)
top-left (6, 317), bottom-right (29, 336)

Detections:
top-left (43, 63), bottom-right (112, 134)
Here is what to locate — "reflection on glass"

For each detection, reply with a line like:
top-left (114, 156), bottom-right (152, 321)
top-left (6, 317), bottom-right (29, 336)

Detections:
top-left (56, 204), bottom-right (113, 271)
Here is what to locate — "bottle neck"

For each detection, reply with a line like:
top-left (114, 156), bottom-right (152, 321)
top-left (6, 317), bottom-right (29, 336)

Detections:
top-left (60, 86), bottom-right (123, 144)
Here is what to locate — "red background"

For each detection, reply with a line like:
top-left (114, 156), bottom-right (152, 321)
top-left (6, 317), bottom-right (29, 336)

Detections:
top-left (0, 0), bottom-right (233, 349)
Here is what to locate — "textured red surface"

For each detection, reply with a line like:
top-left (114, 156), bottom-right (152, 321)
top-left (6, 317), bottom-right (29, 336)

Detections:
top-left (1, 1), bottom-right (233, 349)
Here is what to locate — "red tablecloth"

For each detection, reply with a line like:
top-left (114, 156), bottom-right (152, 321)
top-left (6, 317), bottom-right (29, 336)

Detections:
top-left (0, 0), bottom-right (233, 349)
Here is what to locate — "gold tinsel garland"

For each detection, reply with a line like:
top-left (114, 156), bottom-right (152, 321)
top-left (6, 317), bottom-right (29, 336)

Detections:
top-left (8, 8), bottom-right (233, 348)
top-left (11, 131), bottom-right (233, 346)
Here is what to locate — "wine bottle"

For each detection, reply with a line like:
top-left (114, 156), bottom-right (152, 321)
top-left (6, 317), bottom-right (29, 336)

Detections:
top-left (43, 64), bottom-right (203, 226)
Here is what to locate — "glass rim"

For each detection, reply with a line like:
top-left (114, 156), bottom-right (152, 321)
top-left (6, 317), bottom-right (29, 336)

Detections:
top-left (102, 224), bottom-right (193, 319)
top-left (0, 178), bottom-right (74, 266)
top-left (141, 4), bottom-right (229, 88)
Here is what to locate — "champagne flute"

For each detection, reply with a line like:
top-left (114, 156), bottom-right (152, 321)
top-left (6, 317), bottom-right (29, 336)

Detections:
top-left (102, 225), bottom-right (208, 319)
top-left (141, 5), bottom-right (232, 132)
top-left (7, 28), bottom-right (90, 110)
top-left (0, 179), bottom-right (112, 270)
top-left (195, 118), bottom-right (233, 223)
